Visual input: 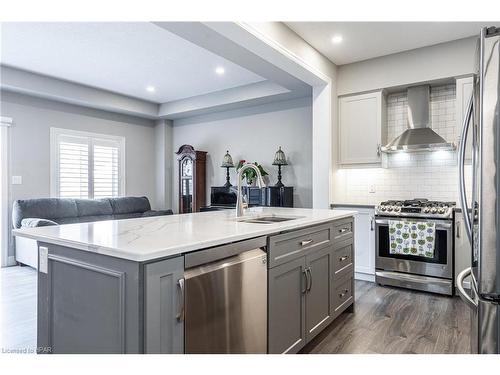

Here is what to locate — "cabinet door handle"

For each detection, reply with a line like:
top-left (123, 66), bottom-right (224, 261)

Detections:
top-left (370, 216), bottom-right (374, 231)
top-left (377, 143), bottom-right (381, 156)
top-left (339, 228), bottom-right (348, 234)
top-left (301, 270), bottom-right (307, 294)
top-left (339, 255), bottom-right (349, 262)
top-left (339, 289), bottom-right (349, 298)
top-left (176, 278), bottom-right (185, 322)
top-left (306, 267), bottom-right (312, 292)
top-left (300, 239), bottom-right (313, 246)
top-left (456, 221), bottom-right (461, 238)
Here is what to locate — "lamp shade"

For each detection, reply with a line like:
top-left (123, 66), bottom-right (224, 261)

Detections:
top-left (221, 150), bottom-right (234, 168)
top-left (272, 146), bottom-right (288, 166)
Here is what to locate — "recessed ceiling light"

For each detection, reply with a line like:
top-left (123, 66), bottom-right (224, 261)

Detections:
top-left (215, 67), bottom-right (225, 75)
top-left (331, 35), bottom-right (343, 44)
top-left (146, 86), bottom-right (156, 93)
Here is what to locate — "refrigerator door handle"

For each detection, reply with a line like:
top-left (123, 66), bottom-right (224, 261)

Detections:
top-left (456, 267), bottom-right (477, 310)
top-left (458, 93), bottom-right (474, 244)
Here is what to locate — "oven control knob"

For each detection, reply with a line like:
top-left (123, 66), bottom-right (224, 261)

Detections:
top-left (394, 206), bottom-right (400, 212)
top-left (430, 207), bottom-right (437, 213)
top-left (438, 208), bottom-right (446, 214)
top-left (423, 207), bottom-right (430, 213)
top-left (387, 206), bottom-right (393, 212)
top-left (379, 206), bottom-right (386, 211)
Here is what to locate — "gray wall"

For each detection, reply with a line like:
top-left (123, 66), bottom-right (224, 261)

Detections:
top-left (337, 37), bottom-right (476, 95)
top-left (1, 91), bottom-right (159, 255)
top-left (172, 97), bottom-right (313, 212)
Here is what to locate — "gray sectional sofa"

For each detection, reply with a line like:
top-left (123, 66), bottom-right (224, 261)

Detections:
top-left (12, 196), bottom-right (173, 268)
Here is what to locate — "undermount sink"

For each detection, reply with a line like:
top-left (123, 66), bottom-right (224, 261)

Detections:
top-left (237, 215), bottom-right (303, 224)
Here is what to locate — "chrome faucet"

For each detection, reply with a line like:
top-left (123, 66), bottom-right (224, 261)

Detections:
top-left (236, 163), bottom-right (265, 218)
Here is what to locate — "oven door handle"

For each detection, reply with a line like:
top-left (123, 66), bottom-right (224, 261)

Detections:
top-left (374, 218), bottom-right (452, 230)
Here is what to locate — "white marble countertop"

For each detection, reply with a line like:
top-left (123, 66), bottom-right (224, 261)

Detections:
top-left (12, 207), bottom-right (356, 262)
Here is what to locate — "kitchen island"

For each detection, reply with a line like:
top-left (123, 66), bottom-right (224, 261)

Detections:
top-left (12, 207), bottom-right (356, 354)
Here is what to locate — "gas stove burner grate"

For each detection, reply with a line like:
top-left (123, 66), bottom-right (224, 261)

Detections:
top-left (402, 198), bottom-right (429, 207)
top-left (376, 198), bottom-right (456, 218)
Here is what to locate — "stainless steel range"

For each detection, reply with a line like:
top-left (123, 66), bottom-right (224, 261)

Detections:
top-left (375, 198), bottom-right (455, 295)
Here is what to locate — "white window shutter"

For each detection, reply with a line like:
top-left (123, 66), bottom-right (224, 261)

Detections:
top-left (57, 135), bottom-right (89, 199)
top-left (92, 139), bottom-right (121, 199)
top-left (51, 128), bottom-right (125, 200)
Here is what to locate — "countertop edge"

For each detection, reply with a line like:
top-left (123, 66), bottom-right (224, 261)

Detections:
top-left (12, 210), bottom-right (357, 262)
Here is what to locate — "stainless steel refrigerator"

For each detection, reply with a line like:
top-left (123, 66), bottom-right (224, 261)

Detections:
top-left (457, 26), bottom-right (500, 354)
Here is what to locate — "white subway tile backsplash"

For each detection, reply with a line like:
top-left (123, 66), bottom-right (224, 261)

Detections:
top-left (336, 84), bottom-right (468, 205)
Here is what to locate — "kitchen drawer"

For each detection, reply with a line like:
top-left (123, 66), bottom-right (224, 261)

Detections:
top-left (333, 218), bottom-right (353, 243)
top-left (333, 239), bottom-right (354, 279)
top-left (268, 223), bottom-right (333, 268)
top-left (333, 274), bottom-right (353, 314)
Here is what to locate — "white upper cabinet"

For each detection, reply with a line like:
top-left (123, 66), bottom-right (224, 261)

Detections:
top-left (338, 91), bottom-right (386, 165)
top-left (455, 76), bottom-right (474, 162)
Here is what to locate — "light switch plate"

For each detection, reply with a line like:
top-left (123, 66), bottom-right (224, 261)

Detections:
top-left (39, 246), bottom-right (48, 274)
top-left (12, 175), bottom-right (22, 185)
top-left (369, 185), bottom-right (376, 193)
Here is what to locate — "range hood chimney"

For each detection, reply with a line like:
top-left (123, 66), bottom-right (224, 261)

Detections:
top-left (381, 85), bottom-right (456, 153)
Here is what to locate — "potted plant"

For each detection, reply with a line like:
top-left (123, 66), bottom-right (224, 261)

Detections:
top-left (236, 160), bottom-right (269, 186)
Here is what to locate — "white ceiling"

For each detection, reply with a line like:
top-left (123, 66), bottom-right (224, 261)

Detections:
top-left (286, 22), bottom-right (497, 65)
top-left (0, 22), bottom-right (266, 103)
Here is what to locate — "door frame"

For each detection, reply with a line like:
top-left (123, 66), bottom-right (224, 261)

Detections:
top-left (0, 116), bottom-right (13, 267)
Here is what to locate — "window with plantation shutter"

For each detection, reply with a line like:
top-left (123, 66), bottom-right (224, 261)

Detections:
top-left (58, 136), bottom-right (89, 198)
top-left (51, 128), bottom-right (125, 199)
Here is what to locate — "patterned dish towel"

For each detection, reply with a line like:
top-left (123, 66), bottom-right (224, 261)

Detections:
top-left (389, 220), bottom-right (436, 258)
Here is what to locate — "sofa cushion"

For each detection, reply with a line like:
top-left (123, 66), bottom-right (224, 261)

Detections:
top-left (75, 198), bottom-right (113, 217)
top-left (12, 198), bottom-right (78, 229)
top-left (142, 209), bottom-right (173, 217)
top-left (109, 196), bottom-right (151, 214)
top-left (21, 218), bottom-right (58, 228)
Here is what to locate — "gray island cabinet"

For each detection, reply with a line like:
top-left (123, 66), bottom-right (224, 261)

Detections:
top-left (37, 243), bottom-right (185, 354)
top-left (268, 217), bottom-right (354, 353)
top-left (15, 208), bottom-right (355, 354)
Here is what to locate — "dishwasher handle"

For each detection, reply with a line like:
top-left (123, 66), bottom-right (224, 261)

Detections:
top-left (176, 278), bottom-right (185, 322)
top-left (185, 236), bottom-right (267, 269)
top-left (184, 248), bottom-right (267, 280)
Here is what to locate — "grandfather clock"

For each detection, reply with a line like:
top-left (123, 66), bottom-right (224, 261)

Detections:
top-left (176, 144), bottom-right (207, 214)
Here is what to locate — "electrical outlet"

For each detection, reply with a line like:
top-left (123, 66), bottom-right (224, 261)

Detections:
top-left (369, 185), bottom-right (376, 193)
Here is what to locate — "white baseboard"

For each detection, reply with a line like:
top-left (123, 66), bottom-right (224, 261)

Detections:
top-left (355, 272), bottom-right (375, 282)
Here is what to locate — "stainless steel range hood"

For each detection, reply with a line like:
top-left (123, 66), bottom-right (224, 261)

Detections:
top-left (381, 85), bottom-right (456, 153)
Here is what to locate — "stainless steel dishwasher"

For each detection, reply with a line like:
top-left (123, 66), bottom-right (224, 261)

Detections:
top-left (184, 236), bottom-right (267, 354)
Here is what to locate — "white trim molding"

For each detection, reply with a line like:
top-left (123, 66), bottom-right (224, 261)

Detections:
top-left (0, 116), bottom-right (13, 127)
top-left (50, 127), bottom-right (126, 199)
top-left (0, 120), bottom-right (11, 267)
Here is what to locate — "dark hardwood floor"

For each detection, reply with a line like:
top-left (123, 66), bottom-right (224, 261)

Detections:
top-left (0, 267), bottom-right (471, 354)
top-left (301, 280), bottom-right (471, 354)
